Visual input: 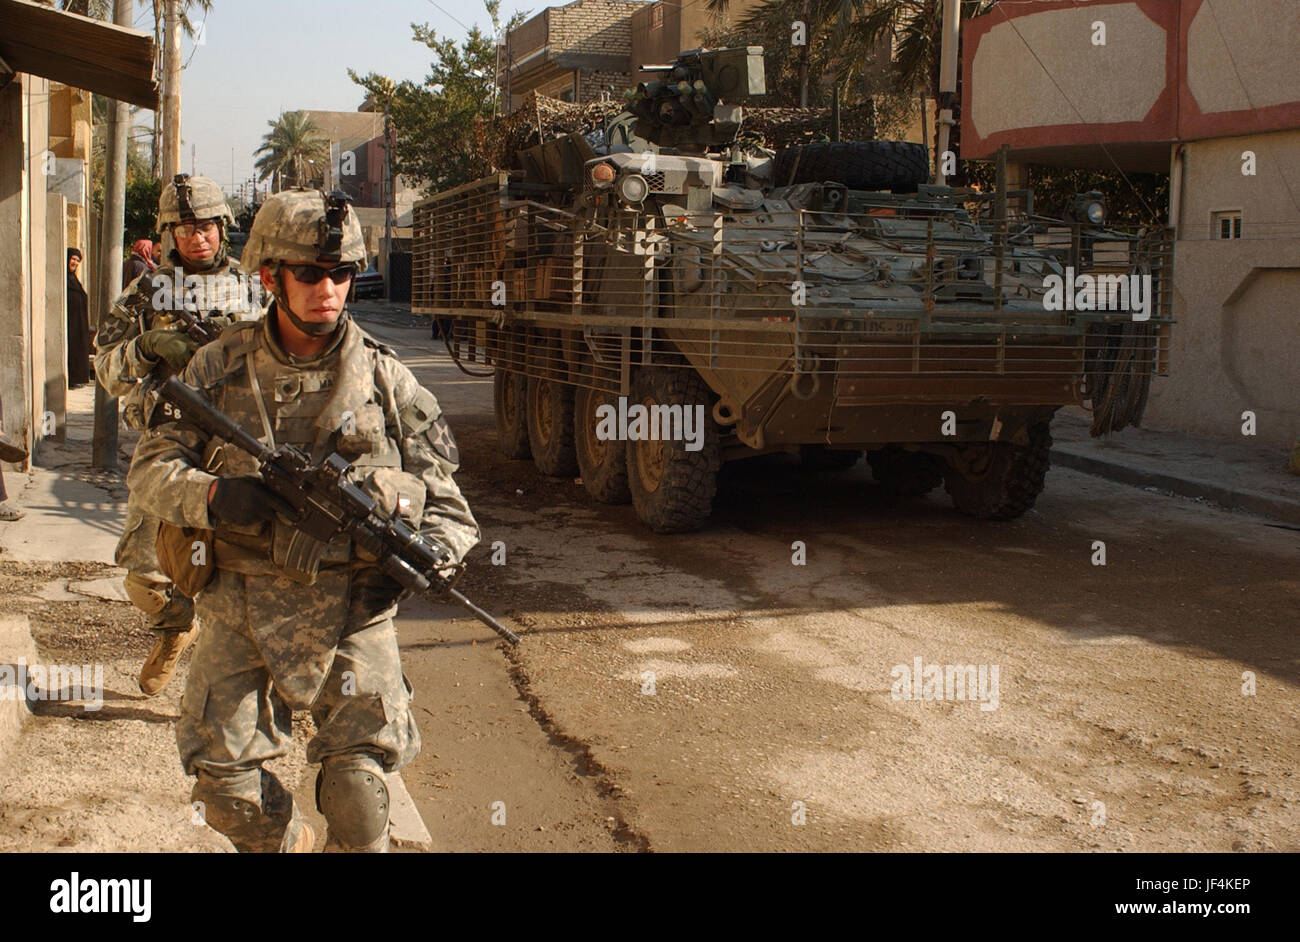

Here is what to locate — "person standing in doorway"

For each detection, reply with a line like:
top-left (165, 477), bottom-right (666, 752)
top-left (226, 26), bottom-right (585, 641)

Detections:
top-left (66, 248), bottom-right (91, 388)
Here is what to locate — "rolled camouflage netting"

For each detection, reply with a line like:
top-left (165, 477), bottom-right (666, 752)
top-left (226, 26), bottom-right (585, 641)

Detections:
top-left (480, 92), bottom-right (878, 170)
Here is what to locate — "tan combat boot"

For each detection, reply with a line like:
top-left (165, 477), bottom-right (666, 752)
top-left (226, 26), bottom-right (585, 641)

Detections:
top-left (288, 824), bottom-right (314, 853)
top-left (138, 624), bottom-right (198, 696)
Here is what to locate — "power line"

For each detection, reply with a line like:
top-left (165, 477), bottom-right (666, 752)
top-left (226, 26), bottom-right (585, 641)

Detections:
top-left (421, 0), bottom-right (475, 35)
top-left (182, 8), bottom-right (208, 69)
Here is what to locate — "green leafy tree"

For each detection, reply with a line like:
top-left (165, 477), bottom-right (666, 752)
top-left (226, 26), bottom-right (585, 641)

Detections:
top-left (253, 111), bottom-right (330, 191)
top-left (349, 1), bottom-right (529, 194)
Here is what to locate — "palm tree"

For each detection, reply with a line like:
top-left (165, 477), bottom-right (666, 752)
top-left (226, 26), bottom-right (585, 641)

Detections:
top-left (706, 0), bottom-right (998, 104)
top-left (253, 111), bottom-right (330, 192)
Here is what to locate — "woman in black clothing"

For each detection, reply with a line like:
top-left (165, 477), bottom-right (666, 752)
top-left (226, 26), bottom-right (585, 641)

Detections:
top-left (66, 247), bottom-right (91, 388)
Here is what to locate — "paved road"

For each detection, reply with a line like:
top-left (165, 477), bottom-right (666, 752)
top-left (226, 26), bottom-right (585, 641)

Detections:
top-left (362, 312), bottom-right (1300, 853)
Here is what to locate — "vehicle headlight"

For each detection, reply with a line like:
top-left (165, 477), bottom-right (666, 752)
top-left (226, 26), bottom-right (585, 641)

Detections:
top-left (1070, 191), bottom-right (1106, 226)
top-left (590, 163), bottom-right (616, 188)
top-left (616, 173), bottom-right (649, 205)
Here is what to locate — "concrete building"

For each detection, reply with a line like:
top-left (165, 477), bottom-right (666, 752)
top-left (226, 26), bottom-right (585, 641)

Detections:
top-left (298, 108), bottom-right (384, 202)
top-left (962, 0), bottom-right (1300, 451)
top-left (0, 0), bottom-right (156, 462)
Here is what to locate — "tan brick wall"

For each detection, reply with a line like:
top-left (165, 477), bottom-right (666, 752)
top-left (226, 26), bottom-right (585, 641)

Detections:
top-left (577, 69), bottom-right (635, 104)
top-left (549, 0), bottom-right (646, 57)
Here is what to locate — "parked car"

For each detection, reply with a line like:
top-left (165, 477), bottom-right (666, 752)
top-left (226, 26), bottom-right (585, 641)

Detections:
top-left (353, 265), bottom-right (385, 299)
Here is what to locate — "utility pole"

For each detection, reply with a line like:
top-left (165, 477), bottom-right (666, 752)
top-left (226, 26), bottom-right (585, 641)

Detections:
top-left (92, 0), bottom-right (134, 470)
top-left (150, 0), bottom-right (162, 177)
top-left (935, 0), bottom-right (961, 184)
top-left (161, 0), bottom-right (182, 181)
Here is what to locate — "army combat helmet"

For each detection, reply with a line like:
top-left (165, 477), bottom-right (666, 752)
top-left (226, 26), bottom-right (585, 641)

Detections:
top-left (156, 173), bottom-right (235, 229)
top-left (242, 187), bottom-right (367, 336)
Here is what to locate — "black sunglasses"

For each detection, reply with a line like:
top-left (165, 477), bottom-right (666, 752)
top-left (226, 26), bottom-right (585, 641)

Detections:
top-left (281, 263), bottom-right (356, 285)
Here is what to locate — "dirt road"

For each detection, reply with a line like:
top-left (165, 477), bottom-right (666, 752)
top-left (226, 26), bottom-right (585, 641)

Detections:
top-left (367, 313), bottom-right (1300, 853)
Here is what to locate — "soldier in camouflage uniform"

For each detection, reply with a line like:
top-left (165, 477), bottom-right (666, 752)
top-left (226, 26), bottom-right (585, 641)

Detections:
top-left (127, 187), bottom-right (479, 853)
top-left (95, 174), bottom-right (264, 696)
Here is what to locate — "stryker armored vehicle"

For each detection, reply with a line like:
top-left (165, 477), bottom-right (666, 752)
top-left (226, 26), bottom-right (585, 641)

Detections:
top-left (412, 46), bottom-right (1173, 533)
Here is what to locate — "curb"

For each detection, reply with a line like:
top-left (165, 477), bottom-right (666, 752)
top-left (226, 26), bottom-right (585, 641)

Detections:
top-left (0, 614), bottom-right (38, 762)
top-left (1051, 446), bottom-right (1300, 527)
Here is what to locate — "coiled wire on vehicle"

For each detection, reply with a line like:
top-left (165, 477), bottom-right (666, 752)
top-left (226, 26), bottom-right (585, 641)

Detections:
top-left (1085, 319), bottom-right (1155, 435)
top-left (435, 318), bottom-right (496, 378)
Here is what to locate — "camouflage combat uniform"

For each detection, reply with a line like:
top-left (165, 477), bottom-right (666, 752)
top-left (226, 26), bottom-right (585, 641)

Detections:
top-left (95, 174), bottom-right (263, 638)
top-left (95, 253), bottom-right (264, 629)
top-left (126, 310), bottom-right (480, 852)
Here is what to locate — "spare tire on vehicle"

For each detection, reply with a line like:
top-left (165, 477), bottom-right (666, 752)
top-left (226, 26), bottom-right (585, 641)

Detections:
top-left (773, 141), bottom-right (929, 192)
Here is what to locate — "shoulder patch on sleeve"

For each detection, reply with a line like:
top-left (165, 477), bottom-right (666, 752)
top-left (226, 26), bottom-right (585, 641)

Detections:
top-left (399, 386), bottom-right (459, 470)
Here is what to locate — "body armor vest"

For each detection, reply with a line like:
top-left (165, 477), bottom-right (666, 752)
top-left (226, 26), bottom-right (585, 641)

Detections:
top-left (199, 316), bottom-right (404, 577)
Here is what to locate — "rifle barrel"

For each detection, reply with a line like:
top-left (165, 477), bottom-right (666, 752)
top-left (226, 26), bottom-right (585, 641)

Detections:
top-left (449, 587), bottom-right (521, 645)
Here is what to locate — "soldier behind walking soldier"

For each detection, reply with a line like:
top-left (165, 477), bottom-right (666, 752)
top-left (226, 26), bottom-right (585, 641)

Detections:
top-left (95, 174), bottom-right (264, 696)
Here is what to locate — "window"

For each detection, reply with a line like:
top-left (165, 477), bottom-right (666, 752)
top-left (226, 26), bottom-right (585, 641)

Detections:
top-left (650, 3), bottom-right (663, 30)
top-left (1212, 210), bottom-right (1242, 239)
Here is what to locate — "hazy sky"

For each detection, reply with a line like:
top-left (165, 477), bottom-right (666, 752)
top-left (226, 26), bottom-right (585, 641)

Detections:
top-left (157, 0), bottom-right (535, 195)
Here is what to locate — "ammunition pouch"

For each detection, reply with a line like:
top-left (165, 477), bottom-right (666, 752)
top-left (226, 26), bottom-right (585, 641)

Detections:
top-left (156, 522), bottom-right (218, 598)
top-left (269, 518), bottom-right (350, 585)
top-left (353, 468), bottom-right (425, 563)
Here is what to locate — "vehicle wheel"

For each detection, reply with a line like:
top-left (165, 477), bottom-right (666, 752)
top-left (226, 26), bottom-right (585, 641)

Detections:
top-left (575, 386), bottom-right (630, 504)
top-left (493, 370), bottom-right (530, 459)
top-left (626, 368), bottom-right (719, 533)
top-left (526, 375), bottom-right (578, 477)
top-left (868, 448), bottom-right (945, 498)
top-left (944, 423), bottom-right (1052, 520)
top-left (773, 141), bottom-right (929, 191)
top-left (798, 445), bottom-right (863, 472)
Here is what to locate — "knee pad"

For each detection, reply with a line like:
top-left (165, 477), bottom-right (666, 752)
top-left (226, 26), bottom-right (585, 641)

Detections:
top-left (196, 769), bottom-right (298, 854)
top-left (124, 572), bottom-right (169, 616)
top-left (316, 753), bottom-right (390, 852)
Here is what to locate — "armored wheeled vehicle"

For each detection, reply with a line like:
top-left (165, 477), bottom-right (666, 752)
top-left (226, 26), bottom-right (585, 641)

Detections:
top-left (412, 47), bottom-right (1173, 532)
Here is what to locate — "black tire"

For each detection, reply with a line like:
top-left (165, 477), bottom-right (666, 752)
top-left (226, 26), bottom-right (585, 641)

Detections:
top-left (944, 423), bottom-right (1052, 520)
top-left (867, 448), bottom-right (945, 498)
top-left (626, 368), bottom-right (720, 533)
top-left (493, 370), bottom-right (530, 459)
top-left (575, 385), bottom-right (631, 504)
top-left (526, 375), bottom-right (578, 477)
top-left (773, 141), bottom-right (929, 192)
top-left (798, 445), bottom-right (863, 472)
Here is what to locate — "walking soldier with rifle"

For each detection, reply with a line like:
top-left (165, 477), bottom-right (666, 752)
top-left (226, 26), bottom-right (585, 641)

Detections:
top-left (127, 187), bottom-right (482, 853)
top-left (95, 173), bottom-right (263, 695)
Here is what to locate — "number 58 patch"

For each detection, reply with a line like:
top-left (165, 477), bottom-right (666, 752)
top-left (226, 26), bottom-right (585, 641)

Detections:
top-left (147, 399), bottom-right (185, 429)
